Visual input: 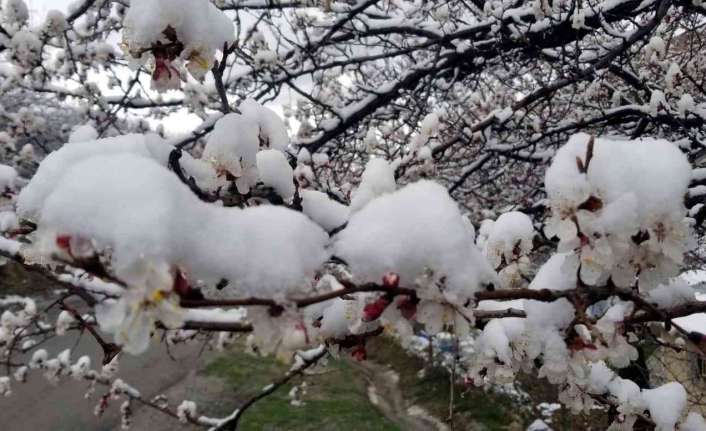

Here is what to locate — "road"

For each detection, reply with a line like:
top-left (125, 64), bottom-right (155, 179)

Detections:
top-left (0, 297), bottom-right (210, 431)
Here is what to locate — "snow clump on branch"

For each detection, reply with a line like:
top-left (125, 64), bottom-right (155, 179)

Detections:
top-left (544, 133), bottom-right (692, 289)
top-left (16, 133), bottom-right (219, 218)
top-left (335, 180), bottom-right (496, 307)
top-left (17, 150), bottom-right (327, 354)
top-left (122, 0), bottom-right (235, 89)
top-left (481, 211), bottom-right (535, 288)
top-left (203, 99), bottom-right (291, 196)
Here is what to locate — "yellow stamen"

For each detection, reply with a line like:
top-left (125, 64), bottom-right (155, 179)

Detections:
top-left (150, 290), bottom-right (166, 303)
top-left (188, 52), bottom-right (210, 70)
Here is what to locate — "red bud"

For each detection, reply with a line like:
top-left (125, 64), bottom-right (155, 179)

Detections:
top-left (173, 269), bottom-right (190, 297)
top-left (568, 337), bottom-right (598, 352)
top-left (382, 272), bottom-right (400, 289)
top-left (397, 297), bottom-right (417, 320)
top-left (56, 235), bottom-right (71, 250)
top-left (351, 345), bottom-right (367, 361)
top-left (362, 297), bottom-right (391, 322)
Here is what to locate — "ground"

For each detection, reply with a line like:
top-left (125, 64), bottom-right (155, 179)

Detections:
top-left (0, 262), bottom-right (609, 430)
top-left (204, 347), bottom-right (399, 431)
top-left (126, 335), bottom-right (608, 431)
top-left (0, 326), bottom-right (610, 430)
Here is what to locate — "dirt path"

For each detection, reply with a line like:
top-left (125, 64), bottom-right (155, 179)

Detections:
top-left (0, 294), bottom-right (215, 431)
top-left (112, 366), bottom-right (230, 431)
top-left (347, 359), bottom-right (450, 431)
top-left (0, 337), bottom-right (210, 431)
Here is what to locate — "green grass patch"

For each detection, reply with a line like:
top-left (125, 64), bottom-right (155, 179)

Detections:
top-left (366, 337), bottom-right (609, 430)
top-left (365, 337), bottom-right (524, 430)
top-left (0, 261), bottom-right (56, 297)
top-left (205, 337), bottom-right (608, 430)
top-left (206, 347), bottom-right (399, 431)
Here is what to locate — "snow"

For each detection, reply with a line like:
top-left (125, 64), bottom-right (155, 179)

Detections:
top-left (256, 150), bottom-right (294, 200)
top-left (478, 318), bottom-right (515, 364)
top-left (524, 298), bottom-right (574, 333)
top-left (182, 308), bottom-right (246, 324)
top-left (188, 204), bottom-right (329, 294)
top-left (312, 153), bottom-right (329, 167)
top-left (3, 0), bottom-right (28, 24)
top-left (202, 100), bottom-right (290, 194)
top-left (0, 211), bottom-right (18, 233)
top-left (526, 419), bottom-right (551, 431)
top-left (202, 112), bottom-right (260, 178)
top-left (689, 185), bottom-right (706, 199)
top-left (300, 190), bottom-right (349, 232)
top-left (647, 278), bottom-right (696, 308)
top-left (483, 211), bottom-right (534, 268)
top-left (642, 382), bottom-right (687, 431)
top-left (239, 99), bottom-right (289, 152)
top-left (674, 312), bottom-right (706, 334)
top-left (665, 63), bottom-right (681, 92)
top-left (645, 36), bottom-right (666, 61)
top-left (55, 310), bottom-right (74, 336)
top-left (17, 133), bottom-right (219, 219)
top-left (24, 153), bottom-right (329, 296)
top-left (420, 112), bottom-right (440, 136)
top-left (335, 180), bottom-right (495, 301)
top-left (177, 400), bottom-right (197, 423)
top-left (297, 148), bottom-right (312, 164)
top-left (68, 125), bottom-right (98, 143)
top-left (318, 298), bottom-right (358, 339)
top-left (33, 154), bottom-right (198, 275)
top-left (693, 168), bottom-right (706, 182)
top-left (607, 376), bottom-right (644, 411)
top-left (545, 133), bottom-right (692, 289)
top-left (123, 0), bottom-right (235, 58)
top-left (0, 376), bottom-right (10, 397)
top-left (349, 158), bottom-right (396, 212)
top-left (0, 236), bottom-right (21, 256)
top-left (672, 270), bottom-right (706, 332)
top-left (679, 94), bottom-right (696, 117)
top-left (9, 30), bottom-right (40, 67)
top-left (494, 107), bottom-right (513, 122)
top-left (528, 253), bottom-right (578, 292)
top-left (253, 49), bottom-right (278, 67)
top-left (518, 253), bottom-right (578, 382)
top-left (42, 9), bottom-right (66, 36)
top-left (476, 219), bottom-right (495, 248)
top-left (297, 345), bottom-right (326, 362)
top-left (586, 361), bottom-right (615, 394)
top-left (683, 412), bottom-right (706, 431)
top-left (683, 270), bottom-right (706, 286)
top-left (546, 133), bottom-right (691, 224)
top-left (3, 2), bottom-right (704, 418)
top-left (0, 164), bottom-right (18, 191)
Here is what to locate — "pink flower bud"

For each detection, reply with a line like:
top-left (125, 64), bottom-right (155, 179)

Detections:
top-left (382, 272), bottom-right (400, 289)
top-left (362, 296), bottom-right (391, 322)
top-left (56, 234), bottom-right (71, 250)
top-left (397, 297), bottom-right (417, 320)
top-left (351, 345), bottom-right (367, 361)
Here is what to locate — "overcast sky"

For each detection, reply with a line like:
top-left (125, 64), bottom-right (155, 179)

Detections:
top-left (26, 0), bottom-right (68, 24)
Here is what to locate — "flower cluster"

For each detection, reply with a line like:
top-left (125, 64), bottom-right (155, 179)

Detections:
top-left (121, 0), bottom-right (235, 92)
top-left (544, 133), bottom-right (692, 290)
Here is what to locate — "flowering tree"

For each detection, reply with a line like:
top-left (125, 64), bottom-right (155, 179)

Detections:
top-left (1, 0), bottom-right (706, 429)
